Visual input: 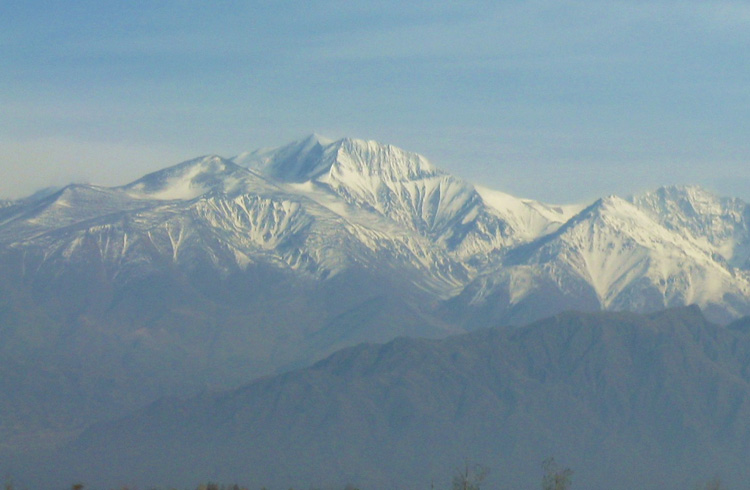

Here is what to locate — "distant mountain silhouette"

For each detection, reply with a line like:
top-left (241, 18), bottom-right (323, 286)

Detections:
top-left (13, 306), bottom-right (750, 490)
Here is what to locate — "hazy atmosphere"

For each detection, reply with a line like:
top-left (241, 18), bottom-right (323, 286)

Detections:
top-left (5, 4), bottom-right (750, 489)
top-left (2, 1), bottom-right (749, 203)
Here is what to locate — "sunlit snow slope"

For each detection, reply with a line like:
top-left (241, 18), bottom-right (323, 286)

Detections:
top-left (3, 135), bottom-right (750, 325)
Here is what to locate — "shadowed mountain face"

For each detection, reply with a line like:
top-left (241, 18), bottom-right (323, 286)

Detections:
top-left (0, 253), bottom-right (453, 454)
top-left (13, 307), bottom-right (750, 490)
top-left (4, 135), bottom-right (750, 465)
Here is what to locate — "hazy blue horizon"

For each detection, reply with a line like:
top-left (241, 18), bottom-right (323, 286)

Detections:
top-left (2, 1), bottom-right (749, 203)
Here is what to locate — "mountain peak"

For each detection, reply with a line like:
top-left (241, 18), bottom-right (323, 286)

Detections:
top-left (239, 135), bottom-right (441, 185)
top-left (634, 184), bottom-right (737, 219)
top-left (306, 132), bottom-right (335, 147)
top-left (550, 195), bottom-right (636, 233)
top-left (122, 155), bottom-right (252, 200)
top-left (235, 134), bottom-right (332, 182)
top-left (324, 137), bottom-right (440, 184)
top-left (630, 184), bottom-right (750, 267)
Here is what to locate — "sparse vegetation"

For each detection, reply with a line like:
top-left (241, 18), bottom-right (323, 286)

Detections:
top-left (8, 459), bottom-right (737, 490)
top-left (194, 485), bottom-right (247, 490)
top-left (451, 462), bottom-right (489, 490)
top-left (541, 457), bottom-right (573, 490)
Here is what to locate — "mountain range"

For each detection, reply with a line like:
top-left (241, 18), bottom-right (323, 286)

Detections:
top-left (3, 134), bottom-right (750, 483)
top-left (13, 306), bottom-right (750, 490)
top-left (5, 135), bottom-right (750, 324)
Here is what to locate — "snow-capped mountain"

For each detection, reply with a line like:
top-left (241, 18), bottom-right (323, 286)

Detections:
top-left (5, 134), bottom-right (750, 458)
top-left (0, 151), bottom-right (468, 294)
top-left (236, 135), bottom-right (528, 262)
top-left (455, 192), bottom-right (750, 325)
top-left (4, 135), bottom-right (750, 326)
top-left (474, 185), bottom-right (583, 241)
top-left (630, 185), bottom-right (750, 269)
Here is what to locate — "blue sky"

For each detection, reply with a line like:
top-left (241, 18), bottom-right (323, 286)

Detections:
top-left (2, 1), bottom-right (749, 203)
